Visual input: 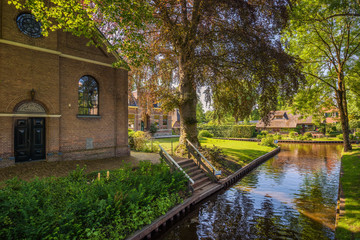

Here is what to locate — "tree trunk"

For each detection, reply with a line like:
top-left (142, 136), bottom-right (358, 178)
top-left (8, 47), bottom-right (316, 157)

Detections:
top-left (336, 72), bottom-right (352, 151)
top-left (178, 51), bottom-right (199, 147)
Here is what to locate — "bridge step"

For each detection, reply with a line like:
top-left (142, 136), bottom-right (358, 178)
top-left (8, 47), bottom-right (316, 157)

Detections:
top-left (178, 158), bottom-right (214, 191)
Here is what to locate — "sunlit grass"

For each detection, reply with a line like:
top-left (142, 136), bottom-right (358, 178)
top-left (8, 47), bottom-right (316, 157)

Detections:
top-left (156, 137), bottom-right (274, 166)
top-left (336, 146), bottom-right (360, 239)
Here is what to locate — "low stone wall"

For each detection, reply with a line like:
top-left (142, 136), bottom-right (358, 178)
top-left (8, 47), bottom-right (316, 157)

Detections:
top-left (220, 147), bottom-right (281, 188)
top-left (127, 146), bottom-right (281, 240)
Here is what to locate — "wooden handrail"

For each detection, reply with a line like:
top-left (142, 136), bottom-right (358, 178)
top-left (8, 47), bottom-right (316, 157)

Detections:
top-left (159, 145), bottom-right (195, 185)
top-left (185, 139), bottom-right (221, 182)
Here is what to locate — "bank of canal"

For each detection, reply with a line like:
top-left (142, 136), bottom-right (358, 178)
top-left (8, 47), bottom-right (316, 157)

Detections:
top-left (159, 144), bottom-right (343, 240)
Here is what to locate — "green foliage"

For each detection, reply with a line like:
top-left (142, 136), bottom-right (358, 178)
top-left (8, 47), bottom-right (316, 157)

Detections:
top-left (149, 123), bottom-right (158, 134)
top-left (198, 125), bottom-right (255, 138)
top-left (230, 125), bottom-right (256, 138)
top-left (260, 131), bottom-right (268, 136)
top-left (273, 133), bottom-right (282, 140)
top-left (349, 119), bottom-right (360, 129)
top-left (0, 162), bottom-right (188, 239)
top-left (283, 0), bottom-right (360, 148)
top-left (200, 145), bottom-right (225, 165)
top-left (349, 134), bottom-right (355, 140)
top-left (289, 131), bottom-right (298, 139)
top-left (196, 102), bottom-right (206, 124)
top-left (260, 136), bottom-right (276, 148)
top-left (337, 134), bottom-right (344, 140)
top-left (147, 141), bottom-right (160, 153)
top-left (128, 129), bottom-right (135, 148)
top-left (132, 131), bottom-right (151, 151)
top-left (355, 132), bottom-right (360, 138)
top-left (198, 130), bottom-right (214, 138)
top-left (8, 0), bottom-right (154, 69)
top-left (304, 132), bottom-right (313, 140)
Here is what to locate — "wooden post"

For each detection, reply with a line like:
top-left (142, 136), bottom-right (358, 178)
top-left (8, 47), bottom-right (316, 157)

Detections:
top-left (97, 172), bottom-right (101, 181)
top-left (171, 140), bottom-right (173, 155)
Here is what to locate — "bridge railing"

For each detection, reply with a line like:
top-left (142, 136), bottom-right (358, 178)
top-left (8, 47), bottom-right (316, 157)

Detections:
top-left (159, 145), bottom-right (194, 192)
top-left (185, 139), bottom-right (221, 182)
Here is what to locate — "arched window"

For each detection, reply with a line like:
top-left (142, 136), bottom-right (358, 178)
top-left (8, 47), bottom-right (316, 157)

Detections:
top-left (78, 76), bottom-right (99, 115)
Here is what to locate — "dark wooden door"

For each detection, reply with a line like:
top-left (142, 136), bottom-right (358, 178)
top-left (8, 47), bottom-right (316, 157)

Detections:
top-left (14, 118), bottom-right (45, 162)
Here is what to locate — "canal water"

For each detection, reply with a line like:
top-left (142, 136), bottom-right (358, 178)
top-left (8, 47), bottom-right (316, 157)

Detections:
top-left (160, 144), bottom-right (343, 240)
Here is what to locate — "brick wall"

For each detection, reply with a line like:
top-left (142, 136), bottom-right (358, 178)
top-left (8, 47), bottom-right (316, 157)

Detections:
top-left (0, 2), bottom-right (129, 168)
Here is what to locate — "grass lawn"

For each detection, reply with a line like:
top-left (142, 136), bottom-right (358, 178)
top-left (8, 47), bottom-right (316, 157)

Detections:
top-left (336, 146), bottom-right (360, 240)
top-left (156, 137), bottom-right (275, 167)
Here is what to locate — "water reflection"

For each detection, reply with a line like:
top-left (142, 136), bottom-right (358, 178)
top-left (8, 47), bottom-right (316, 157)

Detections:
top-left (160, 144), bottom-right (342, 240)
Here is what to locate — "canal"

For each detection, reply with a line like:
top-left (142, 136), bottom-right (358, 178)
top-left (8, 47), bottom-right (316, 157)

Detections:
top-left (160, 144), bottom-right (343, 240)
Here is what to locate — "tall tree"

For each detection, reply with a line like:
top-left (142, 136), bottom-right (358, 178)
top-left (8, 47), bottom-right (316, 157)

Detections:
top-left (147, 0), bottom-right (303, 146)
top-left (11, 0), bottom-right (303, 147)
top-left (284, 0), bottom-right (360, 151)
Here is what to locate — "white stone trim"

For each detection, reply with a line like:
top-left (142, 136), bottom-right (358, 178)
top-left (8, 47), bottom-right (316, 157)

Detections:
top-left (0, 39), bottom-right (123, 69)
top-left (0, 113), bottom-right (61, 118)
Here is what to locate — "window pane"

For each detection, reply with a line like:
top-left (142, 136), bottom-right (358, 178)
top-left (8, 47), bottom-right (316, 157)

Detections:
top-left (78, 76), bottom-right (99, 115)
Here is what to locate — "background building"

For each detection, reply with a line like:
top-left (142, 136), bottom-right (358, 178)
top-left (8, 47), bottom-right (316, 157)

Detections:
top-left (128, 91), bottom-right (173, 136)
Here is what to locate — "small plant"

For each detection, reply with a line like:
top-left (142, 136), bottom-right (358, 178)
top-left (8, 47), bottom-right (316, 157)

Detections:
top-left (256, 134), bottom-right (264, 139)
top-left (149, 123), bottom-right (158, 134)
top-left (260, 136), bottom-right (276, 147)
top-left (304, 132), bottom-right (313, 140)
top-left (349, 134), bottom-right (355, 140)
top-left (133, 131), bottom-right (151, 151)
top-left (199, 130), bottom-right (214, 138)
top-left (260, 130), bottom-right (268, 136)
top-left (273, 133), bottom-right (282, 140)
top-left (355, 132), bottom-right (360, 138)
top-left (289, 131), bottom-right (298, 139)
top-left (128, 129), bottom-right (135, 148)
top-left (337, 134), bottom-right (344, 140)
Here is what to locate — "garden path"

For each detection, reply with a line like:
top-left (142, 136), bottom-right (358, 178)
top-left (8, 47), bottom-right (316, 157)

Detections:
top-left (0, 151), bottom-right (162, 183)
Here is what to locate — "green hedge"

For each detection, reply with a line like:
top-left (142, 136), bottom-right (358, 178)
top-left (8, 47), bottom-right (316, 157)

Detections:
top-left (198, 125), bottom-right (256, 138)
top-left (0, 162), bottom-right (187, 239)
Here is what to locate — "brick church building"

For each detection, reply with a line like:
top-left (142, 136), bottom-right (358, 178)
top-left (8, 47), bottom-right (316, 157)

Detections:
top-left (0, 2), bottom-right (129, 168)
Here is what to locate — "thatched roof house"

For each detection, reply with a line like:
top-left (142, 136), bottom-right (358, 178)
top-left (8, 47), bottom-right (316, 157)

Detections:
top-left (256, 111), bottom-right (314, 132)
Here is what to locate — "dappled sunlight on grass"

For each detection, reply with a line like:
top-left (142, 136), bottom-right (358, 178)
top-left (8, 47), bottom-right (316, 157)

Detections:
top-left (336, 146), bottom-right (360, 239)
top-left (156, 137), bottom-right (275, 166)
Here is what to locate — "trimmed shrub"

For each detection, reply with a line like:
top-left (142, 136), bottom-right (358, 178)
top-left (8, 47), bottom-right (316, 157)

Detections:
top-left (133, 131), bottom-right (151, 151)
top-left (197, 125), bottom-right (232, 137)
top-left (230, 125), bottom-right (256, 138)
top-left (337, 134), bottom-right (344, 140)
top-left (289, 131), bottom-right (298, 139)
top-left (199, 130), bottom-right (214, 138)
top-left (304, 132), bottom-right (313, 140)
top-left (198, 125), bottom-right (256, 138)
top-left (260, 136), bottom-right (276, 147)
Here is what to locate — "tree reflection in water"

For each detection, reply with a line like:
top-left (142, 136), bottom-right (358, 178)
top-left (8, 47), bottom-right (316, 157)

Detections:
top-left (160, 144), bottom-right (342, 240)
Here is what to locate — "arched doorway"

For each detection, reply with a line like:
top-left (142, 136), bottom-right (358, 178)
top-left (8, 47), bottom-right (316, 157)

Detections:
top-left (14, 102), bottom-right (46, 162)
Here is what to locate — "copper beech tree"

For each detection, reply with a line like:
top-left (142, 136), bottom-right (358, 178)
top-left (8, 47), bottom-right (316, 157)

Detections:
top-left (9, 0), bottom-right (303, 147)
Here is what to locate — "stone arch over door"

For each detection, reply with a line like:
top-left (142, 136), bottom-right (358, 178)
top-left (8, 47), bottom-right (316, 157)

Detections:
top-left (13, 101), bottom-right (46, 162)
top-left (14, 101), bottom-right (46, 114)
